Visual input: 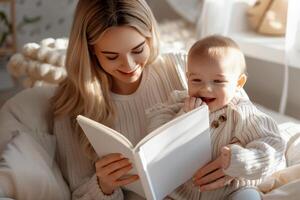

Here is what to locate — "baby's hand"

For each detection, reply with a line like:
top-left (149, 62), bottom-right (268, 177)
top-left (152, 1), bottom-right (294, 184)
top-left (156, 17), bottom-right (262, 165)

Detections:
top-left (183, 97), bottom-right (203, 113)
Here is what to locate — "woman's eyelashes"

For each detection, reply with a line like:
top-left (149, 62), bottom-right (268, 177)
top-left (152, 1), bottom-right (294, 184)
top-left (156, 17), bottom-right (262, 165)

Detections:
top-left (132, 47), bottom-right (144, 54)
top-left (106, 55), bottom-right (118, 60)
top-left (105, 47), bottom-right (144, 60)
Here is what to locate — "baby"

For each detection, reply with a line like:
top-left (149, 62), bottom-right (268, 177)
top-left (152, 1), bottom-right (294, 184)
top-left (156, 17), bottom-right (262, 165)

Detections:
top-left (146, 35), bottom-right (286, 200)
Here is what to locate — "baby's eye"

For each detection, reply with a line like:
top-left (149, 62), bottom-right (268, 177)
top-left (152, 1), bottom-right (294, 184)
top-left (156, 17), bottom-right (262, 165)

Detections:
top-left (191, 79), bottom-right (202, 83)
top-left (106, 55), bottom-right (118, 60)
top-left (132, 47), bottom-right (144, 54)
top-left (214, 80), bottom-right (226, 83)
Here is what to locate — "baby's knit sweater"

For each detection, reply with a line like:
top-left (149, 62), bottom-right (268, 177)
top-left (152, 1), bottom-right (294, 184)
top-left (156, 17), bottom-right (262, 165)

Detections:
top-left (146, 90), bottom-right (286, 200)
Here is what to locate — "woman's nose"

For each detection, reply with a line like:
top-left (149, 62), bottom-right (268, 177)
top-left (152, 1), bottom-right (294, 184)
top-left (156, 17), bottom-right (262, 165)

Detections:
top-left (122, 55), bottom-right (136, 71)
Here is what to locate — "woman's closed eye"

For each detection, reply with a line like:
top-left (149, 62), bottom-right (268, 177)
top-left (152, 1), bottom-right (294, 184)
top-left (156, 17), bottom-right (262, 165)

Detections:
top-left (132, 47), bottom-right (144, 54)
top-left (106, 55), bottom-right (118, 60)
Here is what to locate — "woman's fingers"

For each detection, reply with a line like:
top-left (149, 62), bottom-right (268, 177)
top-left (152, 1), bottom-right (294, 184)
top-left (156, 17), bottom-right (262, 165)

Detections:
top-left (198, 175), bottom-right (234, 191)
top-left (221, 146), bottom-right (231, 169)
top-left (108, 163), bottom-right (134, 181)
top-left (193, 168), bottom-right (224, 186)
top-left (194, 156), bottom-right (222, 180)
top-left (95, 153), bottom-right (139, 190)
top-left (99, 158), bottom-right (132, 177)
top-left (115, 174), bottom-right (140, 187)
top-left (95, 153), bottom-right (123, 168)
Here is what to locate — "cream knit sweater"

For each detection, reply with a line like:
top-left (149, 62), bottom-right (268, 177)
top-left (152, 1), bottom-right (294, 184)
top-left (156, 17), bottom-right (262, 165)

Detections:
top-left (53, 53), bottom-right (186, 200)
top-left (146, 90), bottom-right (286, 200)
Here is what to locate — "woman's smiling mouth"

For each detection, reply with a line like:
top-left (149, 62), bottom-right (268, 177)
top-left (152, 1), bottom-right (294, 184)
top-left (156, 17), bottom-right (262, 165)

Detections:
top-left (118, 66), bottom-right (140, 76)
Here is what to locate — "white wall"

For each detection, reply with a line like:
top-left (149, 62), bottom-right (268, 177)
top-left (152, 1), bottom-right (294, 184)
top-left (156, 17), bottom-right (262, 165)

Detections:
top-left (14, 0), bottom-right (77, 49)
top-left (245, 58), bottom-right (300, 119)
top-left (146, 0), bottom-right (180, 22)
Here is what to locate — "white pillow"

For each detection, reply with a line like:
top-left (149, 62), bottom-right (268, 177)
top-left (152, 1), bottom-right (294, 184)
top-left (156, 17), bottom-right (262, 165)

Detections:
top-left (279, 123), bottom-right (300, 166)
top-left (0, 131), bottom-right (70, 200)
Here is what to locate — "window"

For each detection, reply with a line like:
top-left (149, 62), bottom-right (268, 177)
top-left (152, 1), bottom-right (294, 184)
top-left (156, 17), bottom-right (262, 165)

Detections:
top-left (198, 0), bottom-right (300, 69)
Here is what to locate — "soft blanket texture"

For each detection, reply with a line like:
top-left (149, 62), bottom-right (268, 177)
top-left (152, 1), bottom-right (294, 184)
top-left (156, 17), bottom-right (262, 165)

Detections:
top-left (0, 131), bottom-right (70, 200)
top-left (0, 86), bottom-right (70, 200)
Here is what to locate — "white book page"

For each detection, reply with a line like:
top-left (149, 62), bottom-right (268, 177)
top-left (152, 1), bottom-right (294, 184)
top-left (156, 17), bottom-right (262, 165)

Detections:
top-left (76, 115), bottom-right (144, 197)
top-left (134, 106), bottom-right (211, 200)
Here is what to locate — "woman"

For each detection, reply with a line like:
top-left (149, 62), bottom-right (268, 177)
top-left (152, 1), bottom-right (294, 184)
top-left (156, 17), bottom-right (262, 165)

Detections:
top-left (0, 0), bottom-right (238, 199)
top-left (51, 0), bottom-right (186, 199)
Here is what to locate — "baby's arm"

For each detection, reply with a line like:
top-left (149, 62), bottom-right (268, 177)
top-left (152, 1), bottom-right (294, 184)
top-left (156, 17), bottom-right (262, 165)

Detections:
top-left (146, 90), bottom-right (187, 133)
top-left (223, 104), bottom-right (286, 180)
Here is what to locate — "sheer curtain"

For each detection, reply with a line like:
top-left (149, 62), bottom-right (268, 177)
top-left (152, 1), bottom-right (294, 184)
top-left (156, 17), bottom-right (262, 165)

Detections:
top-left (166, 0), bottom-right (253, 38)
top-left (280, 0), bottom-right (300, 114)
top-left (196, 0), bottom-right (235, 37)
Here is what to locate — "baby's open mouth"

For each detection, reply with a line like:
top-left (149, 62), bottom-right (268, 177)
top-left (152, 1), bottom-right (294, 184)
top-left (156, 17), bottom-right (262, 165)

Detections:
top-left (201, 97), bottom-right (216, 103)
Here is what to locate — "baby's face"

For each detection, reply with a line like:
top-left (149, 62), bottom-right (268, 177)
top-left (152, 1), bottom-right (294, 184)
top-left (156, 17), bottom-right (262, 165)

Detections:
top-left (187, 56), bottom-right (244, 112)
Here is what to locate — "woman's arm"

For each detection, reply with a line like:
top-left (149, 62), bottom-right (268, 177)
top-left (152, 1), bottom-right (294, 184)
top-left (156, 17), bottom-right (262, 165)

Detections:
top-left (71, 174), bottom-right (124, 200)
top-left (55, 132), bottom-right (136, 200)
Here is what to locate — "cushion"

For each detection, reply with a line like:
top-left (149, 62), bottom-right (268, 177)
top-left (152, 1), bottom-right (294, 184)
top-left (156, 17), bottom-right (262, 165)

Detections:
top-left (279, 123), bottom-right (300, 166)
top-left (0, 131), bottom-right (70, 200)
top-left (0, 85), bottom-right (56, 154)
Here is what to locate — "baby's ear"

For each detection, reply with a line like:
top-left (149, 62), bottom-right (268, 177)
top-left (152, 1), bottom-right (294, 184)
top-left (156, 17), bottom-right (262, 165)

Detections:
top-left (237, 73), bottom-right (247, 89)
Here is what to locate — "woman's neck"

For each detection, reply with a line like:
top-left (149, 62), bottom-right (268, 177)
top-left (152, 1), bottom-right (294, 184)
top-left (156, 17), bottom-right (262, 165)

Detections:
top-left (111, 76), bottom-right (142, 95)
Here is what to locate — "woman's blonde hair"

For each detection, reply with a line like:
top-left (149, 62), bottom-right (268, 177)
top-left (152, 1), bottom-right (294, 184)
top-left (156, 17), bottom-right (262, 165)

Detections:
top-left (51, 0), bottom-right (160, 159)
top-left (188, 35), bottom-right (246, 75)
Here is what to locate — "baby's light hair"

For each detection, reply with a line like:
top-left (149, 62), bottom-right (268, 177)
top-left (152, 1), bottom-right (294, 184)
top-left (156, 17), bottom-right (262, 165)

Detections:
top-left (188, 35), bottom-right (246, 75)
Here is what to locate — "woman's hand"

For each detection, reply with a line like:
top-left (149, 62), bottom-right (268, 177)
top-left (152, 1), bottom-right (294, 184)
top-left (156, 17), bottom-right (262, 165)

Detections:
top-left (95, 153), bottom-right (139, 195)
top-left (193, 146), bottom-right (233, 191)
top-left (183, 97), bottom-right (203, 113)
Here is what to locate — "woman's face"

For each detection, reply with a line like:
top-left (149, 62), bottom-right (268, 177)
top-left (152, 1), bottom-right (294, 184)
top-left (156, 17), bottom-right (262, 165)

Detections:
top-left (93, 26), bottom-right (150, 94)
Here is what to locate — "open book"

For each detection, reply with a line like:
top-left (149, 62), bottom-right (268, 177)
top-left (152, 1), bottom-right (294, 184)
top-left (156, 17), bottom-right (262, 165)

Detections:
top-left (77, 105), bottom-right (211, 200)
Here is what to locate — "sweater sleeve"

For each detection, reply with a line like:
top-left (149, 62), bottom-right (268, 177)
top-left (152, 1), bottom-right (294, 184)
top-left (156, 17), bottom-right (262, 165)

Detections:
top-left (146, 90), bottom-right (187, 133)
top-left (53, 116), bottom-right (125, 200)
top-left (223, 102), bottom-right (286, 180)
top-left (72, 174), bottom-right (123, 200)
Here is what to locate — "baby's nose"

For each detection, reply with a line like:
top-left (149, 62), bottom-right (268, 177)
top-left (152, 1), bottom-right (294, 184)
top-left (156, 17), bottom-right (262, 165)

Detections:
top-left (201, 82), bottom-right (213, 92)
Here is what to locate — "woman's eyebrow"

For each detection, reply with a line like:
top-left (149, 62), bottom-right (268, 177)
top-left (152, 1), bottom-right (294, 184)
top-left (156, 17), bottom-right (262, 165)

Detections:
top-left (132, 41), bottom-right (145, 50)
top-left (100, 41), bottom-right (146, 54)
top-left (101, 50), bottom-right (118, 55)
